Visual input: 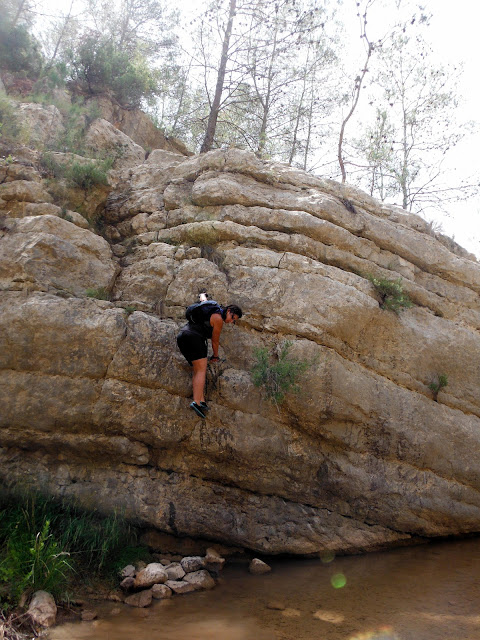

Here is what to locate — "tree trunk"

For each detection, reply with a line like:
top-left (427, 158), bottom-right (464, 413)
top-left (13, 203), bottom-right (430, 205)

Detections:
top-left (200, 0), bottom-right (237, 154)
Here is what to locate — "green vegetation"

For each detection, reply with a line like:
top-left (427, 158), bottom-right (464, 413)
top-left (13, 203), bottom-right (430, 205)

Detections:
top-left (123, 305), bottom-right (136, 316)
top-left (0, 23), bottom-right (42, 79)
top-left (0, 94), bottom-right (22, 142)
top-left (66, 33), bottom-right (159, 108)
top-left (428, 374), bottom-right (448, 402)
top-left (85, 287), bottom-right (111, 300)
top-left (0, 491), bottom-right (149, 609)
top-left (40, 152), bottom-right (113, 190)
top-left (367, 274), bottom-right (413, 313)
top-left (251, 340), bottom-right (310, 407)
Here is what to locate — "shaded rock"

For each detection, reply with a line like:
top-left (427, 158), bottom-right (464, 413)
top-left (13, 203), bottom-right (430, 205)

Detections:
top-left (124, 589), bottom-right (153, 608)
top-left (81, 609), bottom-right (97, 621)
top-left (133, 563), bottom-right (167, 589)
top-left (151, 584), bottom-right (172, 599)
top-left (249, 559), bottom-right (271, 575)
top-left (27, 590), bottom-right (57, 627)
top-left (266, 601), bottom-right (286, 610)
top-left (88, 96), bottom-right (192, 155)
top-left (165, 580), bottom-right (196, 595)
top-left (183, 569), bottom-right (216, 590)
top-left (205, 547), bottom-right (226, 573)
top-left (120, 576), bottom-right (135, 591)
top-left (181, 556), bottom-right (205, 574)
top-left (165, 562), bottom-right (185, 581)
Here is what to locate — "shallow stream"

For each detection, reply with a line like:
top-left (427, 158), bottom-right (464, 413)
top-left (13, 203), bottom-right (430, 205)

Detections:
top-left (49, 537), bottom-right (480, 640)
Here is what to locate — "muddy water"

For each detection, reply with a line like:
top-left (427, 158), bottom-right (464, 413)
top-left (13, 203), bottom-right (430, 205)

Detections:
top-left (50, 538), bottom-right (480, 640)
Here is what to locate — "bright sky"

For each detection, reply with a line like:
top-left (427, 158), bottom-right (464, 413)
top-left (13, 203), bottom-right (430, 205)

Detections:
top-left (335, 0), bottom-right (480, 258)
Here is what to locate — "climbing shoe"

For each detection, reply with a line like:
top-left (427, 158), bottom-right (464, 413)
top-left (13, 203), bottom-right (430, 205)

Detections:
top-left (200, 401), bottom-right (210, 412)
top-left (190, 402), bottom-right (207, 419)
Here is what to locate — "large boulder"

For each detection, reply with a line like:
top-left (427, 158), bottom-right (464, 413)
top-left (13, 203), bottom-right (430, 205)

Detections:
top-left (17, 102), bottom-right (65, 147)
top-left (1, 148), bottom-right (480, 557)
top-left (85, 119), bottom-right (145, 169)
top-left (0, 215), bottom-right (117, 295)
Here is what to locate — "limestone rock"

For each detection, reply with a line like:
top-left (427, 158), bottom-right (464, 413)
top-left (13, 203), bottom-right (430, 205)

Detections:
top-left (164, 562), bottom-right (185, 581)
top-left (180, 556), bottom-right (206, 574)
top-left (151, 584), bottom-right (173, 599)
top-left (121, 564), bottom-right (136, 578)
top-left (17, 102), bottom-right (65, 147)
top-left (133, 563), bottom-right (168, 589)
top-left (249, 559), bottom-right (272, 575)
top-left (88, 96), bottom-right (192, 154)
top-left (85, 119), bottom-right (145, 169)
top-left (205, 547), bottom-right (226, 573)
top-left (183, 570), bottom-right (216, 590)
top-left (1, 143), bottom-right (480, 560)
top-left (0, 215), bottom-right (116, 295)
top-left (27, 591), bottom-right (57, 627)
top-left (165, 580), bottom-right (196, 595)
top-left (124, 589), bottom-right (153, 608)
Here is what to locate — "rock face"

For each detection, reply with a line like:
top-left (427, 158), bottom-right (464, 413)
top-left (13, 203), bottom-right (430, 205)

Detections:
top-left (27, 591), bottom-right (57, 627)
top-left (1, 141), bottom-right (480, 557)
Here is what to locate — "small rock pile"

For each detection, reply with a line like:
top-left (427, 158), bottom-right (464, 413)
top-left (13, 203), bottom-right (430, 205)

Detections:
top-left (119, 548), bottom-right (225, 608)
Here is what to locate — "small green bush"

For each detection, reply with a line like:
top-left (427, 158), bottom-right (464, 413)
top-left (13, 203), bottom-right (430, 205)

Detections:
top-left (367, 274), bottom-right (413, 313)
top-left (428, 374), bottom-right (448, 401)
top-left (85, 287), bottom-right (110, 300)
top-left (67, 159), bottom-right (110, 189)
top-left (40, 154), bottom-right (112, 190)
top-left (123, 306), bottom-right (136, 316)
top-left (251, 340), bottom-right (309, 407)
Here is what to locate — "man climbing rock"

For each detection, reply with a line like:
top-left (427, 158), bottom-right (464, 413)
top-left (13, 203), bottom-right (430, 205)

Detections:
top-left (177, 294), bottom-right (243, 419)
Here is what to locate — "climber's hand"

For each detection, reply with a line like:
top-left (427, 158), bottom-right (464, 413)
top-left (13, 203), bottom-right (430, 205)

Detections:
top-left (209, 355), bottom-right (221, 363)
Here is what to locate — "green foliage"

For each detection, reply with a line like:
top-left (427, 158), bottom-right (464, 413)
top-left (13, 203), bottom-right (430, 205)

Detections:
top-left (428, 374), bottom-right (448, 401)
top-left (123, 306), bottom-right (136, 316)
top-left (66, 33), bottom-right (159, 108)
top-left (251, 340), bottom-right (310, 407)
top-left (0, 94), bottom-right (22, 142)
top-left (367, 274), bottom-right (413, 313)
top-left (85, 287), bottom-right (110, 300)
top-left (67, 158), bottom-right (112, 189)
top-left (40, 153), bottom-right (112, 190)
top-left (0, 519), bottom-right (72, 602)
top-left (0, 23), bottom-right (42, 78)
top-left (0, 491), bottom-right (141, 607)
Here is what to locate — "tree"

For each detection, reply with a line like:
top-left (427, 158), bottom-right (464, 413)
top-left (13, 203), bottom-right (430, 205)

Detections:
top-left (337, 0), bottom-right (376, 183)
top-left (200, 0), bottom-right (237, 153)
top-left (352, 29), bottom-right (477, 213)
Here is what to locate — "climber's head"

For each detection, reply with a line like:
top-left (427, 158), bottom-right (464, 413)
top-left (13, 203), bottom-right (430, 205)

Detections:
top-left (223, 305), bottom-right (243, 324)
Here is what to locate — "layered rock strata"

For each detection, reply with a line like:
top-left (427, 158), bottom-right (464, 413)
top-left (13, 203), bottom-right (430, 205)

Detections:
top-left (1, 139), bottom-right (480, 556)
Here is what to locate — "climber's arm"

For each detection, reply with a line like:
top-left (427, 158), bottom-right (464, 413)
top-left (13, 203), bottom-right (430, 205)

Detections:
top-left (210, 313), bottom-right (223, 360)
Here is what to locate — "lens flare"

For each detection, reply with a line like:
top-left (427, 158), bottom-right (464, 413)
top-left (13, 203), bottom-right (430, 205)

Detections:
top-left (320, 551), bottom-right (336, 564)
top-left (330, 572), bottom-right (347, 589)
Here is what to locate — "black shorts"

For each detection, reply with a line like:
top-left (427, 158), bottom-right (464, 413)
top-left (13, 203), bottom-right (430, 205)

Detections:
top-left (177, 327), bottom-right (208, 365)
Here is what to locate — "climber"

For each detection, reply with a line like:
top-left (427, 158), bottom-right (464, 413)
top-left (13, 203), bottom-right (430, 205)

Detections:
top-left (177, 294), bottom-right (243, 419)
